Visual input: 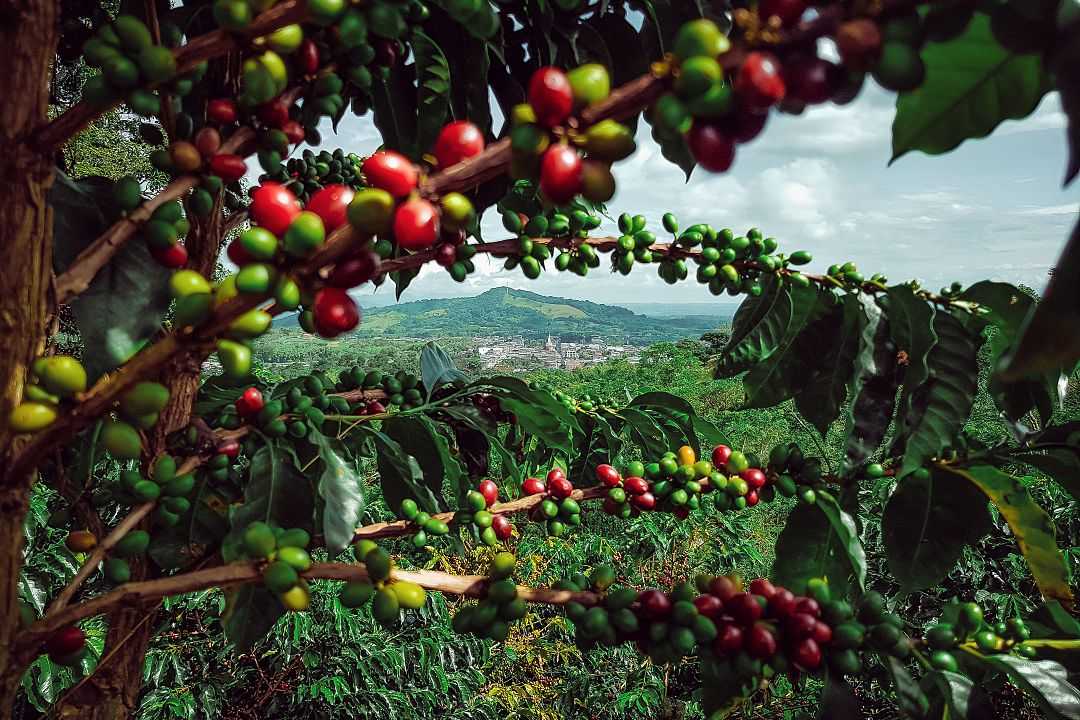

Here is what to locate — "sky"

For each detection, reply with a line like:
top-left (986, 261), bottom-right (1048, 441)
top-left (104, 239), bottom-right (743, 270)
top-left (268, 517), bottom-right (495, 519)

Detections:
top-left (303, 54), bottom-right (1078, 309)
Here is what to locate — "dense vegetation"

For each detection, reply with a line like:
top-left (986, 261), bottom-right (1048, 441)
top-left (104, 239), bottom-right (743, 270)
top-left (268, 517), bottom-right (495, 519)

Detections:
top-left (3, 1), bottom-right (1080, 720)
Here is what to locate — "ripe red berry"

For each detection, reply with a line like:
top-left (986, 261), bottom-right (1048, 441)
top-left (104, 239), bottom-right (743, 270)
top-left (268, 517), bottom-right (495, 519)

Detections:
top-left (433, 120), bottom-right (485, 168)
top-left (735, 52), bottom-right (786, 110)
top-left (623, 476), bottom-right (649, 496)
top-left (638, 589), bottom-right (672, 620)
top-left (768, 587), bottom-right (797, 617)
top-left (758, 0), bottom-right (807, 26)
top-left (549, 475), bottom-right (574, 499)
top-left (365, 400), bottom-right (386, 415)
top-left (791, 637), bottom-right (822, 669)
top-left (694, 594), bottom-right (724, 620)
top-left (299, 38), bottom-right (319, 75)
top-left (813, 620), bottom-right (833, 645)
top-left (312, 287), bottom-right (360, 338)
top-left (687, 122), bottom-right (735, 173)
top-left (708, 575), bottom-right (738, 602)
top-left (226, 238), bottom-right (254, 266)
top-left (150, 242), bottom-right (188, 268)
top-left (522, 477), bottom-right (547, 495)
top-left (257, 98), bottom-right (291, 129)
top-left (539, 145), bottom-right (583, 204)
top-left (786, 56), bottom-right (837, 105)
top-left (491, 514), bottom-right (513, 540)
top-left (785, 612), bottom-right (818, 639)
top-left (45, 626), bottom-right (86, 658)
top-left (595, 464), bottom-right (621, 487)
top-left (674, 506), bottom-right (690, 519)
top-left (745, 624), bottom-right (777, 659)
top-left (478, 479), bottom-right (499, 506)
top-left (434, 242), bottom-right (457, 267)
top-left (282, 120), bottom-right (305, 145)
top-left (723, 107), bottom-right (769, 144)
top-left (714, 623), bottom-right (743, 654)
top-left (250, 182), bottom-right (301, 236)
top-left (748, 578), bottom-right (776, 599)
top-left (327, 249), bottom-right (380, 288)
top-left (209, 154), bottom-right (247, 183)
top-left (362, 151), bottom-right (418, 198)
top-left (794, 597), bottom-right (821, 618)
top-left (745, 489), bottom-right (759, 506)
top-left (711, 444), bottom-right (732, 467)
top-left (726, 592), bottom-right (764, 625)
top-left (207, 98), bottom-right (238, 125)
top-left (602, 497), bottom-right (620, 515)
top-left (741, 468), bottom-right (767, 490)
top-left (393, 198), bottom-right (439, 252)
top-left (631, 491), bottom-right (656, 510)
top-left (217, 440), bottom-right (240, 458)
top-left (235, 387), bottom-right (264, 418)
top-left (547, 468), bottom-right (566, 484)
top-left (528, 66), bottom-right (574, 127)
top-left (306, 184), bottom-right (355, 232)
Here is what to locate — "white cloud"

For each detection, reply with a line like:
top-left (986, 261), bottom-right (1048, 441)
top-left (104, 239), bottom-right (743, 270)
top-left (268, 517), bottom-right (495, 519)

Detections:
top-left (1012, 203), bottom-right (1078, 216)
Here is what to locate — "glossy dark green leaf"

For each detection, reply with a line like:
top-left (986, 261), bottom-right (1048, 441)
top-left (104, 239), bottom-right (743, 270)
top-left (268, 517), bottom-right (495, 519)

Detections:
top-left (922, 670), bottom-right (974, 719)
top-left (473, 376), bottom-right (577, 453)
top-left (371, 64), bottom-right (418, 157)
top-left (1055, 20), bottom-right (1080, 184)
top-left (420, 340), bottom-right (466, 397)
top-left (412, 30), bottom-right (451, 157)
top-left (52, 172), bottom-right (171, 381)
top-left (630, 392), bottom-right (701, 455)
top-left (149, 473), bottom-right (231, 570)
top-left (943, 464), bottom-right (1075, 608)
top-left (979, 655), bottom-right (1080, 719)
top-left (1028, 600), bottom-right (1080, 639)
top-left (842, 296), bottom-right (895, 474)
top-left (313, 435), bottom-right (365, 557)
top-left (772, 501), bottom-right (852, 596)
top-left (891, 12), bottom-right (1052, 162)
top-left (881, 466), bottom-right (992, 592)
top-left (896, 311), bottom-right (981, 477)
top-left (794, 294), bottom-right (867, 433)
top-left (620, 407), bottom-right (671, 459)
top-left (222, 584), bottom-right (282, 652)
top-left (816, 489), bottom-right (866, 591)
top-left (716, 279), bottom-right (792, 378)
top-left (228, 443), bottom-right (314, 539)
top-left (881, 656), bottom-right (930, 719)
top-left (693, 415), bottom-right (729, 447)
top-left (880, 285), bottom-right (937, 444)
top-left (376, 419), bottom-right (450, 513)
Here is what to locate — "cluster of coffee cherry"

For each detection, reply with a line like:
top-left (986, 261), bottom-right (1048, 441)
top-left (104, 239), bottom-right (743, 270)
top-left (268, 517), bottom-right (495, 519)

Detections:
top-left (340, 540), bottom-right (428, 626)
top-left (451, 552), bottom-right (527, 641)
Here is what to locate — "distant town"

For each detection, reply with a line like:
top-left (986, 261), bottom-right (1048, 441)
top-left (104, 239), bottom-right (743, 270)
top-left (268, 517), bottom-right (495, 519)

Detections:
top-left (476, 334), bottom-right (640, 371)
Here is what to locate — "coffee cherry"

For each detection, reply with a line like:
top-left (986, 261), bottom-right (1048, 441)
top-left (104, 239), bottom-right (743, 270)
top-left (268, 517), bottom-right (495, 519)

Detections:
top-left (735, 52), bottom-right (786, 110)
top-left (306, 184), bottom-right (355, 232)
top-left (786, 56), bottom-right (836, 105)
top-left (746, 624), bottom-right (777, 659)
top-left (748, 578), bottom-right (776, 599)
top-left (714, 623), bottom-right (743, 654)
top-left (638, 589), bottom-right (672, 619)
top-left (836, 19), bottom-right (882, 69)
top-left (726, 592), bottom-right (763, 625)
top-left (478, 479), bottom-right (499, 506)
top-left (711, 444), bottom-right (732, 467)
top-left (539, 145), bottom-right (583, 203)
top-left (549, 475), bottom-right (574, 499)
top-left (792, 636), bottom-right (822, 669)
top-left (433, 120), bottom-right (485, 168)
top-left (522, 477), bottom-right (547, 495)
top-left (528, 66), bottom-right (573, 127)
top-left (491, 514), bottom-right (513, 541)
top-left (872, 42), bottom-right (925, 92)
top-left (250, 182), bottom-right (300, 236)
top-left (209, 154), bottom-right (247, 182)
top-left (327, 249), bottom-right (380, 288)
top-left (631, 491), bottom-right (656, 510)
top-left (393, 198), bottom-right (439, 252)
top-left (567, 63), bottom-right (610, 107)
top-left (547, 468), bottom-right (566, 483)
top-left (312, 287), bottom-right (360, 338)
top-left (794, 597), bottom-right (821, 617)
top-left (282, 120), bottom-right (305, 145)
top-left (362, 151), bottom-right (418, 198)
top-left (623, 476), bottom-right (648, 495)
top-left (758, 0), bottom-right (806, 26)
top-left (694, 594), bottom-right (724, 620)
top-left (768, 588), bottom-right (797, 617)
top-left (207, 98), bottom-right (238, 124)
top-left (595, 464), bottom-right (621, 487)
top-left (235, 386), bottom-right (264, 418)
top-left (45, 626), bottom-right (86, 660)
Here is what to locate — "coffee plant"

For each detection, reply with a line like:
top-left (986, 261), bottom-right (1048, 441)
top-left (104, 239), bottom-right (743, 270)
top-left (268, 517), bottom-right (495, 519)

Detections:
top-left (0, 0), bottom-right (1079, 717)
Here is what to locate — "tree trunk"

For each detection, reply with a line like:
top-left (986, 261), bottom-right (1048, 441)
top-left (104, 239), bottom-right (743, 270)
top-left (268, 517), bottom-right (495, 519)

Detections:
top-left (0, 0), bottom-right (60, 716)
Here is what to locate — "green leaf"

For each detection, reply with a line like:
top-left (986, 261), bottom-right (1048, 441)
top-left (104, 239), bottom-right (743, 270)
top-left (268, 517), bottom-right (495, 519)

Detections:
top-left (370, 423), bottom-right (443, 514)
top-left (314, 435), bottom-right (365, 557)
top-left (896, 311), bottom-right (981, 478)
top-left (420, 341), bottom-right (466, 397)
top-left (999, 216), bottom-right (1080, 382)
top-left (228, 443), bottom-right (314, 539)
top-left (384, 414), bottom-right (465, 504)
top-left (630, 392), bottom-right (702, 455)
top-left (963, 281), bottom-right (1057, 424)
top-left (1014, 446), bottom-right (1080, 502)
top-left (794, 294), bottom-right (867, 435)
top-left (1029, 600), bottom-right (1080, 639)
top-left (371, 64), bottom-right (418, 157)
top-left (149, 473), bottom-right (231, 570)
top-left (880, 285), bottom-right (937, 442)
top-left (891, 12), bottom-right (1052, 162)
top-left (715, 279), bottom-right (792, 378)
top-left (692, 415), bottom-right (729, 447)
top-left (942, 464), bottom-right (1075, 608)
top-left (881, 655), bottom-right (930, 719)
top-left (442, 404), bottom-right (522, 487)
top-left (51, 172), bottom-right (171, 381)
top-left (818, 673), bottom-right (861, 720)
top-left (222, 584), bottom-right (283, 652)
top-left (742, 286), bottom-right (836, 409)
top-left (411, 30), bottom-right (451, 157)
top-left (881, 465), bottom-right (993, 592)
top-left (922, 670), bottom-right (974, 719)
top-left (473, 376), bottom-right (577, 454)
top-left (620, 407), bottom-right (671, 459)
top-left (772, 499), bottom-right (854, 596)
top-left (816, 489), bottom-right (867, 591)
top-left (842, 296), bottom-right (896, 474)
top-left (979, 655), bottom-right (1080, 720)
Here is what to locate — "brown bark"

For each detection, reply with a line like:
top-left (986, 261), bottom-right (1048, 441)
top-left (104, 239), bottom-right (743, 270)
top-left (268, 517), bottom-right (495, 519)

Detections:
top-left (0, 0), bottom-right (59, 716)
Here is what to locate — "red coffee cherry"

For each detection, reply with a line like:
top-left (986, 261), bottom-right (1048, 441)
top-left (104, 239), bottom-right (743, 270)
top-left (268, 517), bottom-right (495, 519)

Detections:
top-left (207, 98), bottom-right (238, 124)
top-left (758, 0), bottom-right (807, 26)
top-left (250, 182), bottom-right (301, 236)
top-left (491, 514), bottom-right (513, 540)
top-left (433, 120), bottom-right (485, 168)
top-left (299, 38), bottom-right (320, 75)
top-left (711, 444), bottom-right (732, 467)
top-left (547, 468), bottom-right (566, 484)
top-left (786, 56), bottom-right (837, 105)
top-left (235, 386), bottom-right (264, 418)
top-left (209, 154), bottom-right (247, 182)
top-left (793, 596), bottom-right (821, 617)
top-left (151, 242), bottom-right (188, 268)
top-left (741, 468), bottom-right (767, 490)
top-left (637, 589), bottom-right (672, 620)
top-left (713, 623), bottom-right (743, 654)
top-left (539, 145), bottom-right (583, 204)
top-left (45, 626), bottom-right (86, 659)
top-left (768, 587), bottom-right (797, 617)
top-left (365, 400), bottom-right (386, 415)
top-left (217, 440), bottom-right (240, 458)
top-left (478, 479), bottom-right (499, 506)
top-left (694, 594), bottom-right (724, 620)
top-left (745, 489), bottom-right (760, 506)
top-left (549, 475), bottom-right (574, 499)
top-left (623, 476), bottom-right (649, 495)
top-left (528, 66), bottom-right (574, 127)
top-left (522, 477), bottom-right (547, 495)
top-left (687, 122), bottom-right (735, 173)
top-left (748, 577), bottom-right (776, 599)
top-left (785, 612), bottom-right (818, 639)
top-left (434, 242), bottom-right (457, 267)
top-left (393, 198), bottom-right (439, 252)
top-left (312, 287), bottom-right (360, 338)
top-left (306, 184), bottom-right (355, 232)
top-left (327, 250), bottom-right (380, 288)
top-left (813, 620), bottom-right (833, 645)
top-left (282, 120), bottom-right (305, 145)
top-left (791, 637), bottom-right (822, 669)
top-left (745, 623), bottom-right (777, 659)
top-left (708, 575), bottom-right (738, 602)
top-left (631, 491), bottom-right (656, 510)
top-left (726, 592), bottom-right (764, 625)
top-left (595, 464), bottom-right (621, 487)
top-left (362, 151), bottom-right (418, 198)
top-left (723, 107), bottom-right (769, 144)
top-left (257, 97), bottom-right (291, 129)
top-left (735, 52), bottom-right (786, 110)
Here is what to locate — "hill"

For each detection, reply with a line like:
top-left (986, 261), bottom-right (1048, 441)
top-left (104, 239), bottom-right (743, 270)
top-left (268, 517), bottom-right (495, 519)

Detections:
top-left (280, 288), bottom-right (729, 345)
